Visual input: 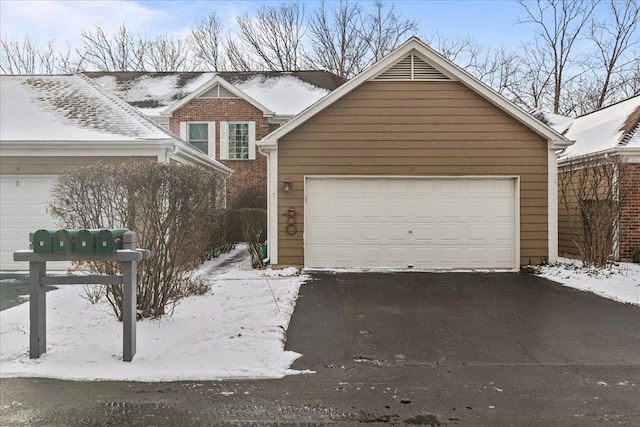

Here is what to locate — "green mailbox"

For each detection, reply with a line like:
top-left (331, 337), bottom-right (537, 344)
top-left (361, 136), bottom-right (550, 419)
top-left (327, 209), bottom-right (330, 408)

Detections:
top-left (32, 229), bottom-right (54, 254)
top-left (76, 229), bottom-right (100, 254)
top-left (53, 229), bottom-right (77, 254)
top-left (96, 229), bottom-right (129, 254)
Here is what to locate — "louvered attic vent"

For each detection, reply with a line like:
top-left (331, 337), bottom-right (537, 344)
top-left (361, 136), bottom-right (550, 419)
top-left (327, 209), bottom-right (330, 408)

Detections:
top-left (201, 84), bottom-right (237, 98)
top-left (374, 54), bottom-right (450, 81)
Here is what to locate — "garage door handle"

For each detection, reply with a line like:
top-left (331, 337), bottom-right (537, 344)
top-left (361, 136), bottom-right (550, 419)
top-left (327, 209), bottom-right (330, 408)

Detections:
top-left (408, 230), bottom-right (413, 234)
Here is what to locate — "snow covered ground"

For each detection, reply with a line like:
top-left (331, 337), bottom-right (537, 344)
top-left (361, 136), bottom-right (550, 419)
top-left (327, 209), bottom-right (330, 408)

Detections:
top-left (2, 249), bottom-right (637, 383)
top-left (537, 257), bottom-right (640, 306)
top-left (0, 245), bottom-right (309, 381)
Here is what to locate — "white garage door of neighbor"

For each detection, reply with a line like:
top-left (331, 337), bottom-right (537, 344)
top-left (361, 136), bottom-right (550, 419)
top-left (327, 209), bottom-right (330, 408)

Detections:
top-left (0, 176), bottom-right (69, 271)
top-left (305, 177), bottom-right (518, 269)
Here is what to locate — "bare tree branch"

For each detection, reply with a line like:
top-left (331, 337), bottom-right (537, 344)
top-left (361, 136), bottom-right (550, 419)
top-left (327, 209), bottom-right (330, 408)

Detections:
top-left (517, 0), bottom-right (599, 113)
top-left (146, 33), bottom-right (192, 71)
top-left (234, 1), bottom-right (306, 71)
top-left (189, 11), bottom-right (226, 71)
top-left (364, 1), bottom-right (417, 62)
top-left (79, 23), bottom-right (147, 71)
top-left (305, 0), bottom-right (370, 78)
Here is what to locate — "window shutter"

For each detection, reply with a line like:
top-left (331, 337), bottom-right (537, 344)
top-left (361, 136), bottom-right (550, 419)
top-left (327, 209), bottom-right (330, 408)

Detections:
top-left (207, 122), bottom-right (216, 158)
top-left (248, 121), bottom-right (256, 160)
top-left (220, 121), bottom-right (228, 160)
top-left (179, 122), bottom-right (187, 140)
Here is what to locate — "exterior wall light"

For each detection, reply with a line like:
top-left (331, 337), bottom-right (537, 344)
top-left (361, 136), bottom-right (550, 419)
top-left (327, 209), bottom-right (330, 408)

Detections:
top-left (283, 181), bottom-right (292, 192)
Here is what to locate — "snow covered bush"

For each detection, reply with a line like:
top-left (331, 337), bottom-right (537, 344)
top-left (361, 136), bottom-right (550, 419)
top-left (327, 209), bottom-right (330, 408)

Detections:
top-left (49, 161), bottom-right (226, 319)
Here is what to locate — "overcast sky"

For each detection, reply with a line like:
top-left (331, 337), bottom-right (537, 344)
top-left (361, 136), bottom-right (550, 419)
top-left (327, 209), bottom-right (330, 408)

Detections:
top-left (0, 0), bottom-right (531, 49)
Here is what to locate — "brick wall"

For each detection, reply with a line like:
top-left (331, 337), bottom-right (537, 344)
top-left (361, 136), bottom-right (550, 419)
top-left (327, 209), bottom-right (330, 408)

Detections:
top-left (169, 98), bottom-right (270, 207)
top-left (619, 162), bottom-right (640, 261)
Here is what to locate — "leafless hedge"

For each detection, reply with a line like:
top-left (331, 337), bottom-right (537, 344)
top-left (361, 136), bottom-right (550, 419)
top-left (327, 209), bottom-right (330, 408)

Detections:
top-left (558, 154), bottom-right (629, 267)
top-left (49, 161), bottom-right (227, 319)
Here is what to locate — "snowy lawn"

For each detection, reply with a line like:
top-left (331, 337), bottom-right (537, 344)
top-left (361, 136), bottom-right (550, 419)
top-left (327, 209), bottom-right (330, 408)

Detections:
top-left (537, 257), bottom-right (640, 306)
top-left (0, 245), bottom-right (308, 381)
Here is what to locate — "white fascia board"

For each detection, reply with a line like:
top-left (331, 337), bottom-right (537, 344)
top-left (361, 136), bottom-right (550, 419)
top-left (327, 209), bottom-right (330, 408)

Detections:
top-left (256, 139), bottom-right (278, 151)
top-left (558, 146), bottom-right (640, 164)
top-left (160, 75), bottom-right (275, 118)
top-left (262, 37), bottom-right (571, 148)
top-left (268, 115), bottom-right (294, 125)
top-left (0, 139), bottom-right (175, 157)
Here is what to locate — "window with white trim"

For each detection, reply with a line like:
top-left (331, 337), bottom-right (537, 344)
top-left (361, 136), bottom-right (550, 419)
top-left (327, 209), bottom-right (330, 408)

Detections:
top-left (179, 121), bottom-right (215, 157)
top-left (189, 123), bottom-right (209, 154)
top-left (220, 121), bottom-right (256, 160)
top-left (228, 123), bottom-right (249, 159)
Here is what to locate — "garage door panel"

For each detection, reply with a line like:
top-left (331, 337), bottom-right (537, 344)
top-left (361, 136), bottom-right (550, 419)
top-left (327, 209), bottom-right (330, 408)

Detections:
top-left (1, 176), bottom-right (70, 271)
top-left (305, 177), bottom-right (516, 269)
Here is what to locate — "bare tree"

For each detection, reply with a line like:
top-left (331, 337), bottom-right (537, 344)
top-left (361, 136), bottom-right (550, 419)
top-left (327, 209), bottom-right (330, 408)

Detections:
top-left (365, 1), bottom-right (417, 62)
top-left (305, 0), bottom-right (369, 78)
top-left (79, 23), bottom-right (147, 71)
top-left (558, 154), bottom-right (629, 267)
top-left (1, 37), bottom-right (85, 74)
top-left (189, 11), bottom-right (226, 71)
top-left (426, 34), bottom-right (520, 98)
top-left (517, 0), bottom-right (598, 114)
top-left (225, 36), bottom-right (254, 71)
top-left (146, 33), bottom-right (192, 71)
top-left (234, 1), bottom-right (306, 71)
top-left (587, 0), bottom-right (640, 109)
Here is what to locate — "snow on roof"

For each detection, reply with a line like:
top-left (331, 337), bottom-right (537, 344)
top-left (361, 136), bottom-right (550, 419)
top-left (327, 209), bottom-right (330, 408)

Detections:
top-left (92, 72), bottom-right (215, 117)
top-left (561, 96), bottom-right (640, 158)
top-left (0, 75), bottom-right (176, 142)
top-left (85, 71), bottom-right (344, 117)
top-left (234, 74), bottom-right (330, 116)
top-left (533, 110), bottom-right (575, 135)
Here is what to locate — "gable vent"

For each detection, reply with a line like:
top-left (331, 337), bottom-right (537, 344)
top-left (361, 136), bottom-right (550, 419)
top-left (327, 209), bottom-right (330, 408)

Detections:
top-left (201, 84), bottom-right (237, 99)
top-left (374, 54), bottom-right (450, 81)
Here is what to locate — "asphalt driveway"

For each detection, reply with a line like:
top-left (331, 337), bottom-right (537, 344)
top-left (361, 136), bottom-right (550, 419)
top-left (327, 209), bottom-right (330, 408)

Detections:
top-left (287, 272), bottom-right (640, 369)
top-left (2, 271), bottom-right (639, 426)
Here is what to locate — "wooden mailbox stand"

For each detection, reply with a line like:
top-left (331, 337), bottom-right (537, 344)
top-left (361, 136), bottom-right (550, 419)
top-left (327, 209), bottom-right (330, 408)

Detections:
top-left (13, 231), bottom-right (150, 362)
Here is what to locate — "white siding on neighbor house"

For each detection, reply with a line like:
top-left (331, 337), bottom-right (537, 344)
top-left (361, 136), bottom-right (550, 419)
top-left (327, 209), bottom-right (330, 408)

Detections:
top-left (304, 176), bottom-right (518, 269)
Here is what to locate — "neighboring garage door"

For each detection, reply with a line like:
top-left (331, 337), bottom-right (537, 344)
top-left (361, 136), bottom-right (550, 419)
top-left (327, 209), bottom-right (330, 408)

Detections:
top-left (305, 177), bottom-right (518, 269)
top-left (0, 176), bottom-right (69, 271)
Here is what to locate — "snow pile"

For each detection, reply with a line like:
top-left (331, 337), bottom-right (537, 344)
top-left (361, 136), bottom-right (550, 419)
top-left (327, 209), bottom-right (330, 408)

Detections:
top-left (542, 111), bottom-right (575, 134)
top-left (0, 250), bottom-right (308, 381)
top-left (237, 75), bottom-right (329, 115)
top-left (538, 257), bottom-right (640, 306)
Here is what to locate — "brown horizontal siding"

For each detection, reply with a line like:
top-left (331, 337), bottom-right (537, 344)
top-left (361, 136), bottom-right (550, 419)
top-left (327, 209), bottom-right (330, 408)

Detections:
top-left (277, 80), bottom-right (549, 267)
top-left (285, 132), bottom-right (544, 142)
top-left (280, 148), bottom-right (547, 158)
top-left (0, 156), bottom-right (156, 176)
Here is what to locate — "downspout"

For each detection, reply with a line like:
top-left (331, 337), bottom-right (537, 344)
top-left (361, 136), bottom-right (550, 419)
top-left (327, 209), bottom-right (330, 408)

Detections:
top-left (258, 141), bottom-right (278, 265)
top-left (164, 143), bottom-right (179, 163)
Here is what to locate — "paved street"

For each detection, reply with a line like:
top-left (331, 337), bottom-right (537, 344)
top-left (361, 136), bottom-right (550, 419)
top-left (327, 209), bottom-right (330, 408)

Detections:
top-left (1, 272), bottom-right (639, 425)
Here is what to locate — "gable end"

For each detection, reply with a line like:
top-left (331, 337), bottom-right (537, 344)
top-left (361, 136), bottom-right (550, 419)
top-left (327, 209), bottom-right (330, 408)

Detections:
top-left (201, 84), bottom-right (238, 99)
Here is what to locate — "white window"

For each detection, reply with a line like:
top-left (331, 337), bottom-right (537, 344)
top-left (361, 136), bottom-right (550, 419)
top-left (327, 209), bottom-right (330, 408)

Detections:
top-left (220, 121), bottom-right (256, 160)
top-left (179, 122), bottom-right (215, 157)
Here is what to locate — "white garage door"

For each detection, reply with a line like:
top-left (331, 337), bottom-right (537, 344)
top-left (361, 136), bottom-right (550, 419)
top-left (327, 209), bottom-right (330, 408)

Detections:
top-left (0, 176), bottom-right (69, 271)
top-left (305, 177), bottom-right (518, 269)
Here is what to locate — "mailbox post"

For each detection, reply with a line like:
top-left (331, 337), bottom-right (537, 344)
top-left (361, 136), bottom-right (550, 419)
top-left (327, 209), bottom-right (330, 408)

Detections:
top-left (13, 230), bottom-right (150, 362)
